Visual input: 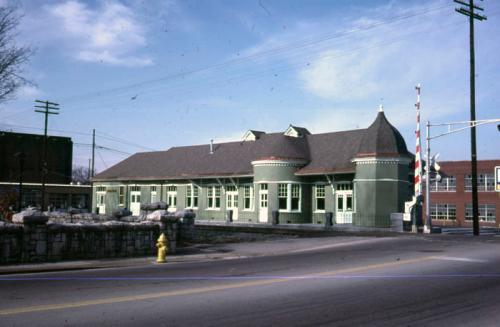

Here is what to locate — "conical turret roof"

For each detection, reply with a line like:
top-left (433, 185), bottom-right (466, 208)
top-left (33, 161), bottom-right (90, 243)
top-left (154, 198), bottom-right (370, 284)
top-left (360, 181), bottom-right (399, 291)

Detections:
top-left (356, 111), bottom-right (410, 158)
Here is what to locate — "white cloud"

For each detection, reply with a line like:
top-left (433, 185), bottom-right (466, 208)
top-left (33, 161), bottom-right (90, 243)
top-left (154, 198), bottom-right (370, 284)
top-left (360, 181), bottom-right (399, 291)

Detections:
top-left (44, 1), bottom-right (152, 67)
top-left (16, 84), bottom-right (43, 99)
top-left (234, 0), bottom-right (492, 139)
top-left (299, 48), bottom-right (385, 101)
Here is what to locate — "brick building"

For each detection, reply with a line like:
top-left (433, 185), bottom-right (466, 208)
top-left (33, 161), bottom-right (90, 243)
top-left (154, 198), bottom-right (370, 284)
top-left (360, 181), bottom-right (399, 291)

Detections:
top-left (0, 131), bottom-right (91, 211)
top-left (425, 160), bottom-right (500, 227)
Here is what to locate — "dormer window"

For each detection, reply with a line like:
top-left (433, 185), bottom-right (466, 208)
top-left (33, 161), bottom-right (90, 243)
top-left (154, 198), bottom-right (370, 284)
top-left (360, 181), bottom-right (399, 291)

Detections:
top-left (242, 130), bottom-right (265, 141)
top-left (284, 125), bottom-right (310, 138)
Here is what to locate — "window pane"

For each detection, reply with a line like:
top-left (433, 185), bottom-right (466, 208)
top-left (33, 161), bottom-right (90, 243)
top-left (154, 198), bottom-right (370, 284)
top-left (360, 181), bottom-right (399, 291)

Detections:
top-left (317, 198), bottom-right (325, 211)
top-left (278, 184), bottom-right (287, 197)
top-left (279, 198), bottom-right (287, 210)
top-left (316, 185), bottom-right (325, 197)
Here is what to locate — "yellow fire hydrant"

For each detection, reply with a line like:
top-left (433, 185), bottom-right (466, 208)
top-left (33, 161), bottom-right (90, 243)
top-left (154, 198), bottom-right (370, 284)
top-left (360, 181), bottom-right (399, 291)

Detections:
top-left (156, 233), bottom-right (168, 263)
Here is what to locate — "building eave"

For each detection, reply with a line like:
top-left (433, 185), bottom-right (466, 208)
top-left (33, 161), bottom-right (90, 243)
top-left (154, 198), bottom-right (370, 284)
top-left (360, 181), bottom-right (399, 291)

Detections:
top-left (92, 173), bottom-right (254, 183)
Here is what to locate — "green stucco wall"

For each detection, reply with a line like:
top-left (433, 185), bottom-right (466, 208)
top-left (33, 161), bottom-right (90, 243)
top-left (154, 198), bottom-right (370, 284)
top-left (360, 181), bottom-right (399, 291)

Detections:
top-left (353, 159), bottom-right (410, 227)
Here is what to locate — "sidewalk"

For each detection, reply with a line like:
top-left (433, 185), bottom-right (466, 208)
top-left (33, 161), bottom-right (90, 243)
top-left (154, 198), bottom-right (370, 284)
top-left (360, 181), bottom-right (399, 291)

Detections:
top-left (0, 235), bottom-right (393, 275)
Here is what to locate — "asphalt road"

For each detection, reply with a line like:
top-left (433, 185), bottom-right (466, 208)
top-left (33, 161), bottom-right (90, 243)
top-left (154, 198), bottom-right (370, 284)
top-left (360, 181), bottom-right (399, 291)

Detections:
top-left (2, 235), bottom-right (500, 326)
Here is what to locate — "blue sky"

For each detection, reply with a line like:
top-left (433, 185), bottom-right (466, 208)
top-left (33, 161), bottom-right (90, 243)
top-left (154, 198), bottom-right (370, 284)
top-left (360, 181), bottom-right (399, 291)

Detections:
top-left (0, 0), bottom-right (499, 172)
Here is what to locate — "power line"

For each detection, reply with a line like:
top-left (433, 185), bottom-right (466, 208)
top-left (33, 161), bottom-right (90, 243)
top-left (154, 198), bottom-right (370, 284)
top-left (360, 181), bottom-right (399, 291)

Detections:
top-left (60, 11), bottom-right (497, 113)
top-left (0, 122), bottom-right (155, 151)
top-left (60, 7), bottom-right (500, 112)
top-left (95, 131), bottom-right (158, 151)
top-left (97, 149), bottom-right (108, 169)
top-left (59, 3), bottom-right (455, 105)
top-left (74, 143), bottom-right (132, 156)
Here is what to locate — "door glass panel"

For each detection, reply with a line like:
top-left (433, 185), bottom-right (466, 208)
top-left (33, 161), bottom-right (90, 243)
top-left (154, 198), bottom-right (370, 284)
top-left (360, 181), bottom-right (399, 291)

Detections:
top-left (337, 196), bottom-right (344, 211)
top-left (260, 193), bottom-right (268, 208)
top-left (346, 195), bottom-right (353, 211)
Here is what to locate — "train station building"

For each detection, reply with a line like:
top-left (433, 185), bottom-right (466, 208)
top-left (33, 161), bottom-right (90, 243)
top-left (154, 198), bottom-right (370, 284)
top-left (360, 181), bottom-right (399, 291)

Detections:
top-left (92, 109), bottom-right (414, 228)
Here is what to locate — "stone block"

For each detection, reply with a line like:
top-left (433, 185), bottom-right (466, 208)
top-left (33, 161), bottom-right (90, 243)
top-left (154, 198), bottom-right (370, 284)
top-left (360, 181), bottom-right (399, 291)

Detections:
top-left (35, 241), bottom-right (46, 256)
top-left (141, 202), bottom-right (168, 211)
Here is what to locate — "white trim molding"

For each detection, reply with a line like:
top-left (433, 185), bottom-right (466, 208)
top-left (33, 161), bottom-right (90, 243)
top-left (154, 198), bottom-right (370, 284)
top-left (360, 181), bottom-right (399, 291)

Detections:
top-left (352, 157), bottom-right (412, 165)
top-left (251, 159), bottom-right (308, 167)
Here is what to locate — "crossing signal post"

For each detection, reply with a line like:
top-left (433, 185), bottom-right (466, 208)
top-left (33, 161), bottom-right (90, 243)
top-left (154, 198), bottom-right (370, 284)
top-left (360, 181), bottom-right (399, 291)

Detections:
top-left (34, 100), bottom-right (60, 211)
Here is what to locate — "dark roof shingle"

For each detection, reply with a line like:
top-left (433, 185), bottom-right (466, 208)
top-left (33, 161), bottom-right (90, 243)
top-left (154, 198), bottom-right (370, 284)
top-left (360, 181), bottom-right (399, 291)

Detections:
top-left (93, 112), bottom-right (412, 181)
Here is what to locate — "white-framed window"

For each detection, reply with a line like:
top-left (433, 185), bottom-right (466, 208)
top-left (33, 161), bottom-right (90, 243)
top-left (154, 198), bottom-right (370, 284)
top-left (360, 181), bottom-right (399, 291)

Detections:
top-left (96, 186), bottom-right (106, 192)
top-left (430, 176), bottom-right (456, 192)
top-left (130, 186), bottom-right (140, 192)
top-left (337, 183), bottom-right (353, 191)
top-left (465, 204), bottom-right (496, 222)
top-left (118, 186), bottom-right (125, 206)
top-left (430, 203), bottom-right (456, 220)
top-left (167, 185), bottom-right (177, 208)
top-left (465, 173), bottom-right (495, 192)
top-left (243, 185), bottom-right (254, 210)
top-left (150, 185), bottom-right (158, 203)
top-left (186, 184), bottom-right (199, 208)
top-left (278, 183), bottom-right (288, 210)
top-left (207, 186), bottom-right (221, 209)
top-left (315, 184), bottom-right (326, 212)
top-left (278, 183), bottom-right (301, 212)
top-left (291, 184), bottom-right (300, 211)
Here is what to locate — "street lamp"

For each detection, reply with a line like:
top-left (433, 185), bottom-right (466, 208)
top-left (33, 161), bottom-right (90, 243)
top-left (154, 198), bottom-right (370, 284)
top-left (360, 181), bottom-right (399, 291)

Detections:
top-left (424, 118), bottom-right (500, 234)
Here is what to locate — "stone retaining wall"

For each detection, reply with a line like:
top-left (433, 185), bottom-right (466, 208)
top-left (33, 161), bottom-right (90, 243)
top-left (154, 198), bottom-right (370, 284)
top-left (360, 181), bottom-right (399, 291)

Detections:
top-left (0, 217), bottom-right (196, 264)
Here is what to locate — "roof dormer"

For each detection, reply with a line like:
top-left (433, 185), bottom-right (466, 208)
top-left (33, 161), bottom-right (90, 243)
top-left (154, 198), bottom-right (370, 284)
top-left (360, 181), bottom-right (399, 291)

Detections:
top-left (242, 130), bottom-right (265, 141)
top-left (284, 125), bottom-right (311, 138)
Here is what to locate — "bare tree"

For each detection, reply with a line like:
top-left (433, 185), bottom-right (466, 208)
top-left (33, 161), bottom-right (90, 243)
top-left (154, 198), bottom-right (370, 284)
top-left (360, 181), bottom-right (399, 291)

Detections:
top-left (0, 6), bottom-right (32, 103)
top-left (72, 165), bottom-right (94, 184)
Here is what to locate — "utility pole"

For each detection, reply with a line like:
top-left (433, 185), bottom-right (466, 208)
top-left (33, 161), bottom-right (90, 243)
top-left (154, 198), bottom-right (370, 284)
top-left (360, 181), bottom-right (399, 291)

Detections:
top-left (34, 100), bottom-right (60, 211)
top-left (91, 129), bottom-right (96, 178)
top-left (454, 0), bottom-right (486, 236)
top-left (87, 158), bottom-right (91, 181)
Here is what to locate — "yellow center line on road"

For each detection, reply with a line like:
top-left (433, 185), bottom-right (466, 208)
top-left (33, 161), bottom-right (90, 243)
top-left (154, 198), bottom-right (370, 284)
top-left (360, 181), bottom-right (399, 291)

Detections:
top-left (0, 255), bottom-right (435, 316)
